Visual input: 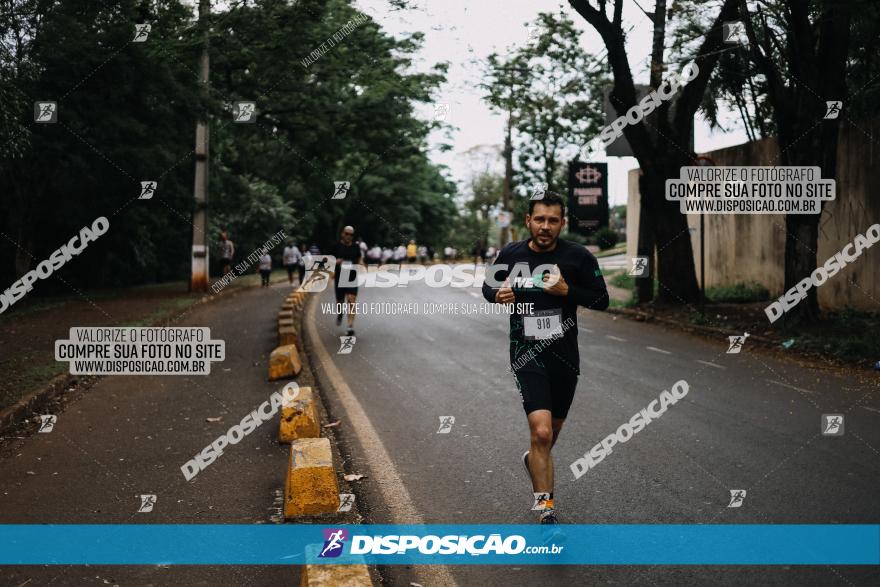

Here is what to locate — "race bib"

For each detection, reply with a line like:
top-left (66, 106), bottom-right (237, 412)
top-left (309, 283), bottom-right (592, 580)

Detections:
top-left (523, 309), bottom-right (563, 340)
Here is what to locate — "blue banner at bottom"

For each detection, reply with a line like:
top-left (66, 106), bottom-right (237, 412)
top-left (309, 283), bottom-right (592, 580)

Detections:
top-left (0, 525), bottom-right (878, 565)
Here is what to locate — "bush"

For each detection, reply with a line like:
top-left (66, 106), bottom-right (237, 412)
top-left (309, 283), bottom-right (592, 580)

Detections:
top-left (594, 227), bottom-right (619, 250)
top-left (564, 231), bottom-right (589, 245)
top-left (705, 282), bottom-right (770, 303)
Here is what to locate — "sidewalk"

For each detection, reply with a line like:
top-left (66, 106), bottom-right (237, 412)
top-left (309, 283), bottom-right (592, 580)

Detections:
top-left (0, 270), bottom-right (283, 417)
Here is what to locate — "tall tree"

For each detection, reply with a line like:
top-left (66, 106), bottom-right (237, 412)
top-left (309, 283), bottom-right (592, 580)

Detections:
top-left (568, 0), bottom-right (740, 304)
top-left (484, 10), bottom-right (608, 199)
top-left (737, 0), bottom-right (852, 322)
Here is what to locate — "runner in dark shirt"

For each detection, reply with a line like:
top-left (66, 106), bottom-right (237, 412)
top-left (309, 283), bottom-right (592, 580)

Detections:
top-left (482, 193), bottom-right (608, 524)
top-left (330, 226), bottom-right (363, 336)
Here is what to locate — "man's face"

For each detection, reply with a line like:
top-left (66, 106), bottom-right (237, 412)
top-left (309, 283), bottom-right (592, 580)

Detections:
top-left (526, 203), bottom-right (565, 250)
top-left (341, 229), bottom-right (354, 245)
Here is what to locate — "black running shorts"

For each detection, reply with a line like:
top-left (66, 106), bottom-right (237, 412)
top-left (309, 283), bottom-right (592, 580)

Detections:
top-left (512, 365), bottom-right (578, 419)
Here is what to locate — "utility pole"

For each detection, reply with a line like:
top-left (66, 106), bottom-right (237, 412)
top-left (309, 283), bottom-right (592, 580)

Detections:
top-left (190, 0), bottom-right (210, 292)
top-left (500, 110), bottom-right (512, 246)
top-left (496, 65), bottom-right (530, 247)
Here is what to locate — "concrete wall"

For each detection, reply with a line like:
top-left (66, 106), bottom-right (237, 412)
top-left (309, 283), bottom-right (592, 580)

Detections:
top-left (626, 119), bottom-right (880, 310)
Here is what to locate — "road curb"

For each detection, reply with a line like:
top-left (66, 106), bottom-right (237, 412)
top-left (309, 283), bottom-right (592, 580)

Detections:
top-left (279, 386), bottom-right (320, 442)
top-left (283, 437), bottom-right (340, 517)
top-left (276, 287), bottom-right (378, 585)
top-left (299, 563), bottom-right (372, 586)
top-left (268, 344), bottom-right (303, 380)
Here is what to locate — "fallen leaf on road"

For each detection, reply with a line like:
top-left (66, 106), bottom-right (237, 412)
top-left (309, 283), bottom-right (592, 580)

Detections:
top-left (206, 417), bottom-right (222, 423)
top-left (26, 471), bottom-right (35, 475)
top-left (323, 420), bottom-right (341, 428)
top-left (343, 474), bottom-right (366, 482)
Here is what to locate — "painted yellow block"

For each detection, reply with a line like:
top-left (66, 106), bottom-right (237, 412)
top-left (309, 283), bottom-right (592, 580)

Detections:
top-left (278, 309), bottom-right (293, 321)
top-left (278, 324), bottom-right (300, 348)
top-left (279, 386), bottom-right (319, 442)
top-left (299, 564), bottom-right (372, 587)
top-left (268, 344), bottom-right (302, 380)
top-left (284, 438), bottom-right (339, 517)
top-left (278, 317), bottom-right (295, 330)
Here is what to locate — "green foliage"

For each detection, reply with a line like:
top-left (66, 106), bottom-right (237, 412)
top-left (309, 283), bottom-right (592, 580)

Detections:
top-left (594, 227), bottom-right (618, 250)
top-left (609, 271), bottom-right (634, 290)
top-left (0, 0), bottom-right (458, 291)
top-left (483, 10), bottom-right (607, 196)
top-left (705, 282), bottom-right (770, 303)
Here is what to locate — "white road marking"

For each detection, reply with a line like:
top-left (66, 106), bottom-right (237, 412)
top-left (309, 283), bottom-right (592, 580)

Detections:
top-left (696, 360), bottom-right (725, 369)
top-left (306, 299), bottom-right (457, 586)
top-left (766, 379), bottom-right (815, 394)
top-left (859, 405), bottom-right (880, 414)
top-left (646, 346), bottom-right (671, 355)
top-left (423, 333), bottom-right (436, 342)
top-left (606, 335), bottom-right (626, 342)
top-left (578, 327), bottom-right (593, 334)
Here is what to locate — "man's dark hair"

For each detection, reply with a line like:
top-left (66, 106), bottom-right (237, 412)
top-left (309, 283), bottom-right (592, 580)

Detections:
top-left (528, 192), bottom-right (566, 217)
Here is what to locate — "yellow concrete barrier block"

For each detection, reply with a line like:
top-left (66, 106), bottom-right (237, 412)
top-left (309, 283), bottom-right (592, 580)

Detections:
top-left (268, 344), bottom-right (302, 380)
top-left (284, 438), bottom-right (339, 517)
top-left (278, 317), bottom-right (295, 330)
top-left (299, 564), bottom-right (372, 587)
top-left (279, 386), bottom-right (319, 442)
top-left (278, 309), bottom-right (293, 321)
top-left (278, 325), bottom-right (300, 348)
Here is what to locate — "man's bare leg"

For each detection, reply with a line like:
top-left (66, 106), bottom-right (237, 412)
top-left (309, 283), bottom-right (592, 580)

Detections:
top-left (527, 409), bottom-right (554, 493)
top-left (345, 293), bottom-right (357, 330)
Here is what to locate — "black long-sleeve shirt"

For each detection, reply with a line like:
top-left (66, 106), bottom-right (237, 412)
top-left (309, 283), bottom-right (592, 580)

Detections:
top-left (481, 238), bottom-right (609, 374)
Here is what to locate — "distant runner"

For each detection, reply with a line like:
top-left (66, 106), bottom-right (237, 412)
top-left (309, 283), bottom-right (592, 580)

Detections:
top-left (218, 231), bottom-right (235, 276)
top-left (482, 193), bottom-right (609, 524)
top-left (283, 240), bottom-right (302, 285)
top-left (258, 249), bottom-right (272, 287)
top-left (331, 225), bottom-right (364, 336)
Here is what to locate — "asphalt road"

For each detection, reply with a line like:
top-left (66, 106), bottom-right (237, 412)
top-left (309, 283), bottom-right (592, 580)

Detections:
top-left (309, 270), bottom-right (880, 586)
top-left (1, 272), bottom-right (877, 586)
top-left (0, 282), bottom-right (300, 586)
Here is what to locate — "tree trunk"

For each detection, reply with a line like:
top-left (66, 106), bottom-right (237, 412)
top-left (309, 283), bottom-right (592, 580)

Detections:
top-left (642, 166), bottom-right (701, 304)
top-left (636, 172), bottom-right (656, 303)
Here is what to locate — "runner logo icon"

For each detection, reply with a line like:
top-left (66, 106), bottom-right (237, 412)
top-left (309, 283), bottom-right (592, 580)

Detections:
top-left (437, 416), bottom-right (455, 433)
top-left (338, 494), bottom-right (355, 512)
top-left (726, 333), bottom-right (749, 353)
top-left (138, 494), bottom-right (157, 513)
top-left (727, 489), bottom-right (746, 508)
top-left (821, 414), bottom-right (844, 436)
top-left (824, 101), bottom-right (842, 119)
top-left (300, 255), bottom-right (336, 292)
top-left (34, 101), bottom-right (57, 123)
top-left (139, 181), bottom-right (157, 200)
top-left (337, 336), bottom-right (356, 354)
top-left (133, 23), bottom-right (151, 42)
top-left (629, 256), bottom-right (648, 277)
top-left (37, 414), bottom-right (57, 433)
top-left (319, 528), bottom-right (348, 558)
top-left (332, 181), bottom-right (350, 200)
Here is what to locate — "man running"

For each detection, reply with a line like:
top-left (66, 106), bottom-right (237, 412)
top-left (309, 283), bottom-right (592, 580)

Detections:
top-left (331, 225), bottom-right (364, 336)
top-left (482, 193), bottom-right (609, 524)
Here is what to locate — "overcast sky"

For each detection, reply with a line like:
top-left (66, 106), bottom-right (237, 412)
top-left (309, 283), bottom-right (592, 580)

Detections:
top-left (357, 0), bottom-right (749, 206)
